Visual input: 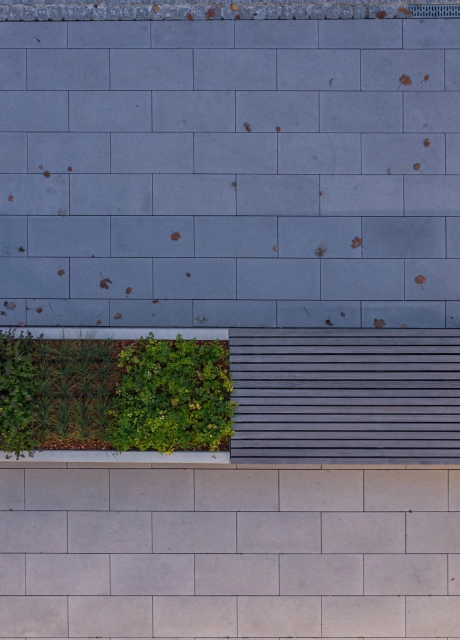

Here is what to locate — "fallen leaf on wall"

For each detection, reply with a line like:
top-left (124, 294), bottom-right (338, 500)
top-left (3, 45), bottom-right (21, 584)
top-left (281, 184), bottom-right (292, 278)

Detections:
top-left (43, 171), bottom-right (50, 178)
top-left (126, 287), bottom-right (132, 294)
top-left (8, 195), bottom-right (13, 202)
top-left (413, 163), bottom-right (421, 171)
top-left (424, 74), bottom-right (430, 82)
top-left (100, 278), bottom-right (112, 289)
top-left (243, 122), bottom-right (251, 132)
top-left (57, 269), bottom-right (65, 276)
top-left (36, 307), bottom-right (43, 314)
top-left (351, 236), bottom-right (362, 249)
top-left (114, 313), bottom-right (122, 320)
top-left (4, 301), bottom-right (16, 310)
top-left (376, 10), bottom-right (386, 18)
top-left (205, 8), bottom-right (216, 18)
top-left (170, 231), bottom-right (181, 241)
top-left (423, 139), bottom-right (430, 147)
top-left (415, 274), bottom-right (426, 284)
top-left (374, 318), bottom-right (386, 329)
top-left (399, 74), bottom-right (412, 87)
top-left (153, 299), bottom-right (159, 304)
top-left (276, 126), bottom-right (281, 133)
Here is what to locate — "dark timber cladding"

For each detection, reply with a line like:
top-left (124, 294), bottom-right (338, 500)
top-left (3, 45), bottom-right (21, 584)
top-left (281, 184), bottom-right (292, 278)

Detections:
top-left (229, 329), bottom-right (460, 464)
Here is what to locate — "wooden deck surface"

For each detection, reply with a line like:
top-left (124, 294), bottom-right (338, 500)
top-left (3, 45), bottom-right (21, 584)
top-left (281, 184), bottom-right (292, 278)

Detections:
top-left (229, 329), bottom-right (460, 464)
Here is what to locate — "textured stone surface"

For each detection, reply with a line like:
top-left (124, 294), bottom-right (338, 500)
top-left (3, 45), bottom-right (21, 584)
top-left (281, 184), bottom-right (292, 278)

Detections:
top-left (0, 19), bottom-right (457, 329)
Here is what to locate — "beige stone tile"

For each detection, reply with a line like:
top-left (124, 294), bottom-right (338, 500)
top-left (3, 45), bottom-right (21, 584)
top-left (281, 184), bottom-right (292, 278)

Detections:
top-left (195, 554), bottom-right (279, 595)
top-left (152, 512), bottom-right (236, 553)
top-left (407, 512), bottom-right (460, 552)
top-left (364, 470), bottom-right (448, 511)
top-left (280, 470), bottom-right (363, 511)
top-left (322, 464), bottom-right (406, 470)
top-left (194, 470), bottom-right (279, 511)
top-left (280, 553), bottom-right (363, 595)
top-left (153, 596), bottom-right (237, 637)
top-left (26, 554), bottom-right (110, 595)
top-left (110, 469), bottom-right (194, 510)
top-left (111, 554), bottom-right (194, 595)
top-left (238, 596), bottom-right (321, 637)
top-left (0, 596), bottom-right (68, 637)
top-left (0, 555), bottom-right (25, 595)
top-left (449, 470), bottom-right (460, 510)
top-left (68, 512), bottom-right (152, 553)
top-left (25, 469), bottom-right (109, 510)
top-left (448, 554), bottom-right (460, 594)
top-left (69, 596), bottom-right (152, 637)
top-left (237, 512), bottom-right (320, 553)
top-left (322, 512), bottom-right (405, 553)
top-left (364, 553), bottom-right (447, 595)
top-left (0, 470), bottom-right (24, 509)
top-left (406, 596), bottom-right (460, 636)
top-left (322, 596), bottom-right (405, 637)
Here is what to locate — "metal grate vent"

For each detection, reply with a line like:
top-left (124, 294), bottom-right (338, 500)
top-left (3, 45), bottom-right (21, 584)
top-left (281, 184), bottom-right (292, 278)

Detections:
top-left (408, 3), bottom-right (460, 17)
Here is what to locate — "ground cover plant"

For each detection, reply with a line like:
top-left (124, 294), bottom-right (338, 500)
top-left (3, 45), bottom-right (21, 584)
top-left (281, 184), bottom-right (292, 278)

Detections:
top-left (0, 331), bottom-right (234, 456)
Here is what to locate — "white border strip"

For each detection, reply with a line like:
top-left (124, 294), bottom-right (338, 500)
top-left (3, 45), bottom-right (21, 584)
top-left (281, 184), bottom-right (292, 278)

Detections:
top-left (0, 450), bottom-right (230, 463)
top-left (0, 327), bottom-right (228, 340)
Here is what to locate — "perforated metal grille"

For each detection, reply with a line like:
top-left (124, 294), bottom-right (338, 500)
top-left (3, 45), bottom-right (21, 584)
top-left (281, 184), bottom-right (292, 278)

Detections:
top-left (408, 3), bottom-right (460, 17)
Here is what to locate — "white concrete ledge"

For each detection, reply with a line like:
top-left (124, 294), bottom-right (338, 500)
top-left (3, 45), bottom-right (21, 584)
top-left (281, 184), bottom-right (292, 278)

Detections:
top-left (0, 327), bottom-right (228, 340)
top-left (0, 450), bottom-right (230, 464)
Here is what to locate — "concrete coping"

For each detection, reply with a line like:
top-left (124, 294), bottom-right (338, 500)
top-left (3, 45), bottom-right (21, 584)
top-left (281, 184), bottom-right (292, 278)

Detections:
top-left (0, 450), bottom-right (230, 463)
top-left (0, 327), bottom-right (229, 340)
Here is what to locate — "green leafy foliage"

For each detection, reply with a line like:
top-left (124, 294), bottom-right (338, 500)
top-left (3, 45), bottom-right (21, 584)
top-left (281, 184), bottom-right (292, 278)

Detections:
top-left (107, 335), bottom-right (235, 453)
top-left (0, 331), bottom-right (39, 455)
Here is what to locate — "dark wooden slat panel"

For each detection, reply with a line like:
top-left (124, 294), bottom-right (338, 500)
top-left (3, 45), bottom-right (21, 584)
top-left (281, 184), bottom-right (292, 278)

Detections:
top-left (232, 431), bottom-right (460, 440)
top-left (233, 422), bottom-right (460, 430)
top-left (230, 346), bottom-right (460, 354)
top-left (230, 337), bottom-right (460, 346)
top-left (231, 363), bottom-right (460, 372)
top-left (233, 397), bottom-right (460, 406)
top-left (230, 448), bottom-right (460, 457)
top-left (232, 388), bottom-right (460, 398)
top-left (234, 380), bottom-right (460, 389)
top-left (234, 414), bottom-right (460, 422)
top-left (234, 439), bottom-right (460, 447)
top-left (235, 405), bottom-right (460, 414)
top-left (231, 354), bottom-right (460, 363)
top-left (232, 372), bottom-right (460, 380)
top-left (232, 449), bottom-right (460, 462)
top-left (230, 329), bottom-right (460, 338)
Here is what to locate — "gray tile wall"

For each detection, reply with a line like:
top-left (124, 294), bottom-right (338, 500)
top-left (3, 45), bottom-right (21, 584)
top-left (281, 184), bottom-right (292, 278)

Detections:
top-left (0, 19), bottom-right (459, 328)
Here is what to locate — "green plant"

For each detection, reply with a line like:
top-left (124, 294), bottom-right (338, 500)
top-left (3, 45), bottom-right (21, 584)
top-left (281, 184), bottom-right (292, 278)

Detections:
top-left (107, 334), bottom-right (235, 453)
top-left (0, 330), bottom-right (40, 455)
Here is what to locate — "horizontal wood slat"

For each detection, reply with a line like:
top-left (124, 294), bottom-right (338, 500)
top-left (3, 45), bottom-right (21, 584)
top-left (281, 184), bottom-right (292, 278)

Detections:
top-left (229, 329), bottom-right (460, 464)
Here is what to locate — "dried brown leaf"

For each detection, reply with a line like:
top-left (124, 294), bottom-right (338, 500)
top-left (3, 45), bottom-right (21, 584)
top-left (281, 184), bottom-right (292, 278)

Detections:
top-left (235, 14), bottom-right (240, 19)
top-left (99, 277), bottom-right (112, 290)
top-left (170, 231), bottom-right (181, 241)
top-left (351, 236), bottom-right (362, 249)
top-left (187, 13), bottom-right (193, 19)
top-left (276, 126), bottom-right (281, 133)
top-left (67, 166), bottom-right (73, 172)
top-left (57, 269), bottom-right (65, 276)
top-left (243, 122), bottom-right (251, 133)
top-left (43, 170), bottom-right (50, 178)
top-left (36, 307), bottom-right (43, 314)
top-left (18, 322), bottom-right (25, 327)
top-left (38, 165), bottom-right (43, 170)
top-left (423, 138), bottom-right (430, 147)
top-left (153, 299), bottom-right (159, 304)
top-left (325, 318), bottom-right (333, 326)
top-left (96, 320), bottom-right (101, 326)
top-left (319, 191), bottom-right (323, 196)
top-left (415, 274), bottom-right (426, 285)
top-left (114, 313), bottom-right (122, 320)
top-left (230, 2), bottom-right (238, 8)
top-left (376, 10), bottom-right (387, 18)
top-left (205, 8), bottom-right (215, 18)
top-left (401, 324), bottom-right (407, 329)
top-left (399, 74), bottom-right (412, 87)
top-left (424, 74), bottom-right (430, 82)
top-left (8, 195), bottom-right (13, 202)
top-left (152, 4), bottom-right (160, 11)
top-left (126, 287), bottom-right (132, 294)
top-left (274, 245), bottom-right (279, 252)
top-left (232, 181), bottom-right (237, 187)
top-left (374, 318), bottom-right (386, 329)
top-left (413, 162), bottom-right (421, 171)
top-left (186, 272), bottom-right (191, 277)
top-left (4, 301), bottom-right (16, 310)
